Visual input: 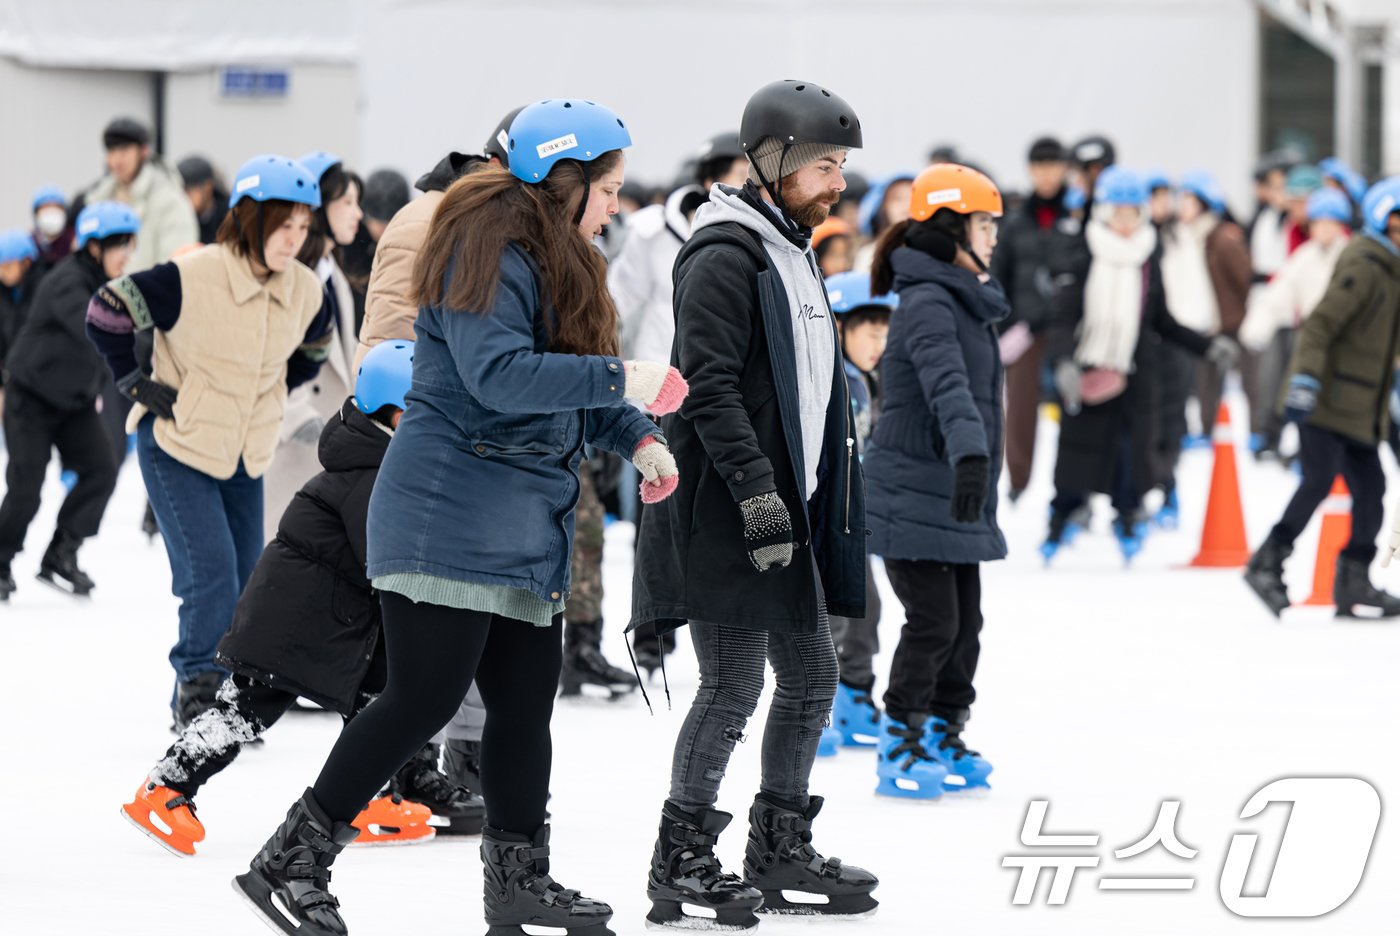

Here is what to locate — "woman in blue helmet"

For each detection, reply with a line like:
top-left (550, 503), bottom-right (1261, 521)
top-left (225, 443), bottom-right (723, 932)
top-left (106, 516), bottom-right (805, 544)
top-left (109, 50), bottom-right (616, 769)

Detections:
top-left (234, 100), bottom-right (684, 936)
top-left (86, 156), bottom-right (332, 729)
top-left (0, 203), bottom-right (137, 602)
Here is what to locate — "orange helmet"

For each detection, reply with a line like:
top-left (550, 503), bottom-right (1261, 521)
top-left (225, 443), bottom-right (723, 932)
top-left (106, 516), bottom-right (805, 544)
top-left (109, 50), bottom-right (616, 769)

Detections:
top-left (909, 163), bottom-right (1003, 222)
top-left (811, 216), bottom-right (854, 251)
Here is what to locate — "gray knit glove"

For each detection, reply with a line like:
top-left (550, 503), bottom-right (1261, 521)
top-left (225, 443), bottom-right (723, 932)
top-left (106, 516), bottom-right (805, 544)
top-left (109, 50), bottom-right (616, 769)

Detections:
top-left (739, 491), bottom-right (794, 573)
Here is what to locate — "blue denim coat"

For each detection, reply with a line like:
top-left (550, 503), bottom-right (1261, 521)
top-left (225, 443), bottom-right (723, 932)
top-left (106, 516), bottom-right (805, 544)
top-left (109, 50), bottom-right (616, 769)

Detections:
top-left (366, 244), bottom-right (658, 602)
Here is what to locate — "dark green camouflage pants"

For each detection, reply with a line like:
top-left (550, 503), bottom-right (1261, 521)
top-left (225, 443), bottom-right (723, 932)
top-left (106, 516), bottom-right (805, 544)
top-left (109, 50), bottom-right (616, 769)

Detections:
top-left (567, 460), bottom-right (604, 623)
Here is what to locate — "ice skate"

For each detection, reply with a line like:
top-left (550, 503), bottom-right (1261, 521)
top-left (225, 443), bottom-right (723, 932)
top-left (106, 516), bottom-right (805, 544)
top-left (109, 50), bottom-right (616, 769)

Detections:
top-left (1041, 511), bottom-right (1071, 566)
top-left (1334, 556), bottom-right (1400, 619)
top-left (560, 619), bottom-right (636, 700)
top-left (442, 737), bottom-right (482, 796)
top-left (0, 564), bottom-right (14, 603)
top-left (816, 725), bottom-right (841, 757)
top-left (1114, 514), bottom-right (1147, 565)
top-left (1244, 538), bottom-right (1292, 618)
top-left (233, 789), bottom-right (358, 936)
top-left (875, 713), bottom-right (948, 800)
top-left (120, 779), bottom-right (206, 857)
top-left (173, 671), bottom-right (224, 734)
top-left (35, 530), bottom-right (94, 597)
top-left (349, 791), bottom-right (434, 846)
top-left (924, 714), bottom-right (993, 791)
top-left (482, 823), bottom-right (615, 936)
top-left (831, 683), bottom-right (880, 746)
top-left (647, 802), bottom-right (763, 932)
top-left (1153, 490), bottom-right (1180, 530)
top-left (392, 742), bottom-right (485, 834)
top-left (743, 794), bottom-right (878, 918)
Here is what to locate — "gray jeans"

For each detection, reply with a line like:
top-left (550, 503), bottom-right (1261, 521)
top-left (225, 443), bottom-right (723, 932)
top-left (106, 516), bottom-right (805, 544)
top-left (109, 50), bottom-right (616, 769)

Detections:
top-left (431, 682), bottom-right (485, 745)
top-left (668, 610), bottom-right (839, 813)
top-left (829, 557), bottom-right (881, 690)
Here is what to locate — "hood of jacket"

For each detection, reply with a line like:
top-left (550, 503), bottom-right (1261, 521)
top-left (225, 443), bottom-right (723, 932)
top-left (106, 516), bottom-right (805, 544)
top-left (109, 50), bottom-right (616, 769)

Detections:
top-left (890, 245), bottom-right (1011, 325)
top-left (691, 183), bottom-right (811, 255)
top-left (415, 152), bottom-right (487, 194)
top-left (318, 397), bottom-right (392, 473)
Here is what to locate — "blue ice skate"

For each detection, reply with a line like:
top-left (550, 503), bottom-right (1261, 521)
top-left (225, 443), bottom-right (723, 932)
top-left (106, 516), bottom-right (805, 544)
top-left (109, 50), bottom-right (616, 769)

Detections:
top-left (1153, 490), bottom-right (1179, 530)
top-left (1183, 432), bottom-right (1211, 451)
top-left (924, 716), bottom-right (993, 791)
top-left (832, 683), bottom-right (880, 747)
top-left (875, 714), bottom-right (948, 800)
top-left (1114, 517), bottom-right (1148, 565)
top-left (817, 724), bottom-right (841, 758)
top-left (60, 469), bottom-right (77, 492)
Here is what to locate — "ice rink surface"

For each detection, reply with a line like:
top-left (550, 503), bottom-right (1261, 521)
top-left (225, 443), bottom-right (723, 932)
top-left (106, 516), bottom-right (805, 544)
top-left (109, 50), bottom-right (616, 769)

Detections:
top-left (3, 405), bottom-right (1398, 935)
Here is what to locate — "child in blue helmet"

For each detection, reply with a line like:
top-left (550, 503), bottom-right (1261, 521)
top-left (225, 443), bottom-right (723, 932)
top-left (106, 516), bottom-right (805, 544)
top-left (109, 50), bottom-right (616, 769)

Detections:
top-left (818, 271), bottom-right (894, 755)
top-left (238, 100), bottom-right (680, 936)
top-left (0, 229), bottom-right (43, 394)
top-left (0, 203), bottom-right (140, 602)
top-left (120, 341), bottom-right (484, 857)
top-left (30, 185), bottom-right (73, 272)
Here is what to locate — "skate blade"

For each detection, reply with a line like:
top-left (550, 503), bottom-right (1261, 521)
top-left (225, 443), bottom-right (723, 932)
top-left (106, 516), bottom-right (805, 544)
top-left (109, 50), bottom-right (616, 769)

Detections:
top-left (119, 803), bottom-right (196, 857)
top-left (755, 891), bottom-right (878, 919)
top-left (557, 687), bottom-right (637, 705)
top-left (487, 925), bottom-right (615, 936)
top-left (427, 813), bottom-right (484, 835)
top-left (875, 777), bottom-right (944, 801)
top-left (232, 875), bottom-right (302, 936)
top-left (644, 917), bottom-right (757, 934)
top-left (34, 572), bottom-right (91, 598)
top-left (349, 823), bottom-right (435, 846)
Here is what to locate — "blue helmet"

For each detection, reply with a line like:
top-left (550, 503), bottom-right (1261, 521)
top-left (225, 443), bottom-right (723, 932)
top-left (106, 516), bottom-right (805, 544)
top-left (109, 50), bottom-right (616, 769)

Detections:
top-left (1361, 176), bottom-right (1400, 235)
top-left (1095, 167), bottom-right (1147, 207)
top-left (0, 229), bottom-right (38, 264)
top-left (1142, 169), bottom-right (1171, 193)
top-left (355, 340), bottom-right (415, 415)
top-left (1319, 157), bottom-right (1367, 203)
top-left (1064, 185), bottom-right (1086, 212)
top-left (825, 271), bottom-right (898, 316)
top-left (1179, 170), bottom-right (1225, 213)
top-left (298, 151), bottom-right (343, 185)
top-left (857, 172), bottom-right (916, 236)
top-left (229, 154), bottom-right (321, 209)
top-left (506, 99), bottom-right (632, 183)
top-left (31, 185), bottom-right (66, 213)
top-left (1306, 188), bottom-right (1352, 224)
top-left (74, 201), bottom-right (140, 248)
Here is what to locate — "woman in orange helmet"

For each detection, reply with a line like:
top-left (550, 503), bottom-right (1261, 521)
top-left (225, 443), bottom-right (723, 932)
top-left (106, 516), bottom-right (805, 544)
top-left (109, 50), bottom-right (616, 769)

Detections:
top-left (863, 164), bottom-right (1007, 799)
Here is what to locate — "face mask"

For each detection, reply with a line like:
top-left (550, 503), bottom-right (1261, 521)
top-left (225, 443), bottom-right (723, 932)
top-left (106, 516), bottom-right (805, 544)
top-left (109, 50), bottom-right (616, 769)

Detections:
top-left (36, 207), bottom-right (66, 238)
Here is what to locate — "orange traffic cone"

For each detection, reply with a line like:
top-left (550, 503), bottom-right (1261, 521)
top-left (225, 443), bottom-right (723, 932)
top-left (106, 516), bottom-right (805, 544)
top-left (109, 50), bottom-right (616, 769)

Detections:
top-left (1299, 477), bottom-right (1351, 606)
top-left (1189, 402), bottom-right (1250, 567)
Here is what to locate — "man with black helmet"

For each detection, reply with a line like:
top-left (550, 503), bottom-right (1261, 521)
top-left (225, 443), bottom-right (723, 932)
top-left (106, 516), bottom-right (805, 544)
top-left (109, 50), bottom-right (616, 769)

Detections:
top-left (176, 155), bottom-right (229, 245)
top-left (632, 79), bottom-right (877, 930)
top-left (84, 117), bottom-right (198, 273)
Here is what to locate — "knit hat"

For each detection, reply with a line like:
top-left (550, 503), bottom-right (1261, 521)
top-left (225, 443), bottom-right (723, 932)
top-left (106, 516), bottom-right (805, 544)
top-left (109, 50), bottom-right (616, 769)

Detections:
top-left (747, 136), bottom-right (845, 185)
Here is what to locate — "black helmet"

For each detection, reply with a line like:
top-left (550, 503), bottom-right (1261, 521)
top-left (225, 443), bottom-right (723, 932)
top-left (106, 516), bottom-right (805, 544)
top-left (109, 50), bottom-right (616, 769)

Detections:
top-left (361, 169), bottom-right (411, 222)
top-left (699, 131), bottom-right (744, 164)
top-left (740, 80), bottom-right (862, 157)
top-left (103, 116), bottom-right (151, 150)
top-left (484, 106), bottom-right (527, 169)
top-left (1071, 135), bottom-right (1116, 168)
top-left (177, 155), bottom-right (215, 188)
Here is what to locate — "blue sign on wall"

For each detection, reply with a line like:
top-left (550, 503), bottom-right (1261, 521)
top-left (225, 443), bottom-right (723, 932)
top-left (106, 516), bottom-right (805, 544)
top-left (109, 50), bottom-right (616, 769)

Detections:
top-left (219, 68), bottom-right (291, 99)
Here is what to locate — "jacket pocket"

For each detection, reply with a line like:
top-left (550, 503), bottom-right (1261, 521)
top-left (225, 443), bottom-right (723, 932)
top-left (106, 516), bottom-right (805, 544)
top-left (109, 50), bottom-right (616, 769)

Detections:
top-left (171, 371), bottom-right (207, 430)
top-left (1329, 369), bottom-right (1378, 415)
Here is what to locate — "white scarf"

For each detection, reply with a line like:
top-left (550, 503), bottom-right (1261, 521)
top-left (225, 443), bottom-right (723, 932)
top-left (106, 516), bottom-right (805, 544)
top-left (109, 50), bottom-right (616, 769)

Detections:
top-left (1160, 214), bottom-right (1219, 334)
top-left (1076, 219), bottom-right (1158, 372)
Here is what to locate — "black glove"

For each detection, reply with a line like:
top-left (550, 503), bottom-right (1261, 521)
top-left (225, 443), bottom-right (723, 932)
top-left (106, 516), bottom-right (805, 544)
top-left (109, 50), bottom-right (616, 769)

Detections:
top-left (117, 369), bottom-right (178, 420)
top-left (738, 491), bottom-right (794, 572)
top-left (952, 456), bottom-right (990, 524)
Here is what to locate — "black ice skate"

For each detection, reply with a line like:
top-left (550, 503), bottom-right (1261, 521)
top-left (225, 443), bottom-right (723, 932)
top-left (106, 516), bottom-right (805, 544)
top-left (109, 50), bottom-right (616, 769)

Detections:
top-left (1244, 538), bottom-right (1293, 618)
top-left (173, 671), bottom-right (224, 734)
top-left (632, 631), bottom-right (677, 681)
top-left (647, 801), bottom-right (763, 932)
top-left (1334, 556), bottom-right (1400, 619)
top-left (233, 789), bottom-right (359, 936)
top-left (560, 619), bottom-right (636, 699)
top-left (0, 563), bottom-right (14, 602)
top-left (141, 501), bottom-right (160, 542)
top-left (742, 794), bottom-right (878, 918)
top-left (392, 742), bottom-right (485, 834)
top-left (443, 737), bottom-right (482, 796)
top-left (482, 823), bottom-right (614, 936)
top-left (35, 530), bottom-right (94, 597)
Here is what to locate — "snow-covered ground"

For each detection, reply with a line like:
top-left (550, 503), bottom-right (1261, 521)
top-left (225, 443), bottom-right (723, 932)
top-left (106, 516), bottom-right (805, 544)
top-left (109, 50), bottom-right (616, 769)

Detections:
top-left (3, 399), bottom-right (1398, 935)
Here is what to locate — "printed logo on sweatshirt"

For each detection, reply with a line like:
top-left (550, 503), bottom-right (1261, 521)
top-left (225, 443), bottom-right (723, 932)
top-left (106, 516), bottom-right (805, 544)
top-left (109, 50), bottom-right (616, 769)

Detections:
top-left (797, 302), bottom-right (827, 321)
top-left (536, 133), bottom-right (579, 159)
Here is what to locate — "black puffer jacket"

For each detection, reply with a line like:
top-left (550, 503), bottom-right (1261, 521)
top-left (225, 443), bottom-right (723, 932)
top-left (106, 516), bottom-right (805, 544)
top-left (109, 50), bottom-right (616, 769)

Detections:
top-left (5, 250), bottom-right (107, 410)
top-left (217, 399), bottom-right (389, 714)
top-left (989, 189), bottom-right (1077, 334)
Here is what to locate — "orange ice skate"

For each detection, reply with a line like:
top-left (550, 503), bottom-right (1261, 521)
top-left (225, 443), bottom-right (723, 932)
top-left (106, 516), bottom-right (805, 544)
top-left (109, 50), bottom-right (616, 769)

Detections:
top-left (351, 791), bottom-right (435, 846)
top-left (121, 780), bottom-right (206, 857)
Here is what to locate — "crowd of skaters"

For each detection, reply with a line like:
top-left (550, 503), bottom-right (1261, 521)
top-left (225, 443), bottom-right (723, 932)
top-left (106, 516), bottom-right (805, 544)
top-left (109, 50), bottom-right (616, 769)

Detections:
top-left (0, 81), bottom-right (1398, 936)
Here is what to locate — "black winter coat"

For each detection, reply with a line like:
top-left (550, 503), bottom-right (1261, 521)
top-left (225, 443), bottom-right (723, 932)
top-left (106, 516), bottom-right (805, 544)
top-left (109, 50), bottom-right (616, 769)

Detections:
top-left (865, 247), bottom-right (1009, 563)
top-left (0, 263), bottom-right (45, 388)
top-left (1047, 249), bottom-right (1209, 498)
top-left (5, 251), bottom-right (107, 411)
top-left (217, 399), bottom-right (388, 714)
top-left (989, 189), bottom-right (1077, 334)
top-left (631, 222), bottom-right (866, 635)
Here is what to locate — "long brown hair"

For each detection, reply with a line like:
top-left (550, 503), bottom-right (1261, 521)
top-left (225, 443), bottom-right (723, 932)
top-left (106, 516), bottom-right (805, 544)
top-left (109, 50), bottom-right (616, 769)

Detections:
top-left (869, 218), bottom-right (913, 298)
top-left (411, 152), bottom-right (622, 357)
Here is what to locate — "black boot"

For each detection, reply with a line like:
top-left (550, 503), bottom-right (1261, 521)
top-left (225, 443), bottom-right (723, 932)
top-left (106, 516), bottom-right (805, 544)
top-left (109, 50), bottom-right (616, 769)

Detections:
top-left (391, 742), bottom-right (484, 834)
top-left (482, 824), bottom-right (614, 936)
top-left (1334, 555), bottom-right (1400, 619)
top-left (647, 801), bottom-right (763, 931)
top-left (632, 630), bottom-right (677, 681)
top-left (141, 501), bottom-right (160, 542)
top-left (174, 671), bottom-right (225, 733)
top-left (560, 619), bottom-right (636, 699)
top-left (233, 789), bottom-right (359, 936)
top-left (0, 563), bottom-right (14, 602)
top-left (742, 794), bottom-right (878, 917)
top-left (1244, 537), bottom-right (1293, 618)
top-left (442, 737), bottom-right (482, 796)
top-left (37, 529), bottom-right (94, 596)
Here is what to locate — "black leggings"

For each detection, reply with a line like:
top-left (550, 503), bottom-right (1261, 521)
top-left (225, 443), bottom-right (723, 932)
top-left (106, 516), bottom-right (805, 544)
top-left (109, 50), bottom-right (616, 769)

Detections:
top-left (312, 592), bottom-right (562, 834)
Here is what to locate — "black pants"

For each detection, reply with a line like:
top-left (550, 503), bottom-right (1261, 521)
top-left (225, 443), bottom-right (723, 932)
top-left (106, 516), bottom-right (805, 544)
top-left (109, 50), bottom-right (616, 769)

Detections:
top-left (312, 592), bottom-right (562, 834)
top-left (882, 559), bottom-right (983, 723)
top-left (1269, 424), bottom-right (1385, 562)
top-left (0, 385), bottom-right (117, 564)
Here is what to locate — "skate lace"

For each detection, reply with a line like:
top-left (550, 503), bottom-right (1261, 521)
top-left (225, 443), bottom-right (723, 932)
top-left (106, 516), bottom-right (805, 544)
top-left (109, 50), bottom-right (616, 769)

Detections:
top-left (885, 725), bottom-right (937, 770)
top-left (163, 792), bottom-right (197, 814)
top-left (932, 727), bottom-right (980, 760)
top-left (672, 831), bottom-right (743, 888)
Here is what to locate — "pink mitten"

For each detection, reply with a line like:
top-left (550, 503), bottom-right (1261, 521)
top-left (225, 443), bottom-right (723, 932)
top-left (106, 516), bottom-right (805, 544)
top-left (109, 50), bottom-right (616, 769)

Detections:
top-left (624, 361), bottom-right (690, 416)
top-left (633, 436), bottom-right (679, 504)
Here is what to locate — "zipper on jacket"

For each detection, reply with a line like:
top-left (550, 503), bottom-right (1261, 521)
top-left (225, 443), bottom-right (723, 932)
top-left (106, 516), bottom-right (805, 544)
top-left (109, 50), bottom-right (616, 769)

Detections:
top-left (844, 436), bottom-right (854, 534)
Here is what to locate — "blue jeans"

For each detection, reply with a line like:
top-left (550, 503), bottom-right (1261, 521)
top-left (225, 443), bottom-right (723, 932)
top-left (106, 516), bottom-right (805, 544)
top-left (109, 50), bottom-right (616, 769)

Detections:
top-left (136, 416), bottom-right (263, 693)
